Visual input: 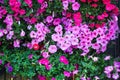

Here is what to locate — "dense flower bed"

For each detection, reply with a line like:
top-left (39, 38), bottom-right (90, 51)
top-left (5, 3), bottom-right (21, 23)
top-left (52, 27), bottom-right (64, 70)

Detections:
top-left (0, 0), bottom-right (120, 80)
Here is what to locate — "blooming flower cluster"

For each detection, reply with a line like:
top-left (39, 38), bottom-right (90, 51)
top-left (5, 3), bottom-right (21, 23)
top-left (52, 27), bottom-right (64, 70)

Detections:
top-left (0, 0), bottom-right (119, 79)
top-left (9, 0), bottom-right (26, 16)
top-left (104, 61), bottom-right (120, 80)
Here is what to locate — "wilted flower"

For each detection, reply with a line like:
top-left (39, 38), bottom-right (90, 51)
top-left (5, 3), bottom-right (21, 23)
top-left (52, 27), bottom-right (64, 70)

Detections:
top-left (104, 55), bottom-right (111, 60)
top-left (20, 29), bottom-right (25, 37)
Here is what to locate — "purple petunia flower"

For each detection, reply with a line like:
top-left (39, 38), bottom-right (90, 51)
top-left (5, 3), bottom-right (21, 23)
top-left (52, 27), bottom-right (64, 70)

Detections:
top-left (0, 0), bottom-right (4, 4)
top-left (28, 54), bottom-right (33, 59)
top-left (7, 66), bottom-right (13, 72)
top-left (0, 59), bottom-right (2, 65)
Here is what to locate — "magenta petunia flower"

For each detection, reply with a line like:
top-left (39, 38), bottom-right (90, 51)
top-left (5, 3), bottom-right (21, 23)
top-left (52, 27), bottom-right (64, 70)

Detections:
top-left (38, 58), bottom-right (49, 66)
top-left (53, 18), bottom-right (61, 25)
top-left (60, 56), bottom-right (69, 65)
top-left (64, 71), bottom-right (71, 77)
top-left (24, 0), bottom-right (32, 8)
top-left (51, 77), bottom-right (56, 80)
top-left (37, 0), bottom-right (44, 4)
top-left (38, 75), bottom-right (46, 80)
top-left (105, 4), bottom-right (115, 11)
top-left (45, 64), bottom-right (52, 70)
top-left (46, 16), bottom-right (53, 23)
top-left (27, 42), bottom-right (33, 49)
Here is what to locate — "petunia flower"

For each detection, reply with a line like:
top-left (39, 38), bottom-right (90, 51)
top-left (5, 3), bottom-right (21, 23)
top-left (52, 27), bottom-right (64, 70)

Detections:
top-left (48, 45), bottom-right (57, 54)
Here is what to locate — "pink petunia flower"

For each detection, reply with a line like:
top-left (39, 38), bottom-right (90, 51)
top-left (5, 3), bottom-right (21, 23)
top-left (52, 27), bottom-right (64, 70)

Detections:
top-left (62, 1), bottom-right (69, 10)
top-left (72, 2), bottom-right (80, 11)
top-left (13, 39), bottom-right (20, 48)
top-left (38, 58), bottom-right (49, 66)
top-left (20, 29), bottom-right (25, 37)
top-left (112, 73), bottom-right (119, 80)
top-left (42, 52), bottom-right (49, 58)
top-left (51, 34), bottom-right (60, 42)
top-left (30, 31), bottom-right (36, 38)
top-left (48, 45), bottom-right (57, 53)
top-left (60, 43), bottom-right (70, 51)
top-left (55, 25), bottom-right (63, 32)
top-left (104, 66), bottom-right (114, 74)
